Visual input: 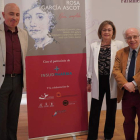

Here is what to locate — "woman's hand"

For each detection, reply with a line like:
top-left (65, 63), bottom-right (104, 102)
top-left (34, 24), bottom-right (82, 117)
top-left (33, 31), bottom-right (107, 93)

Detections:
top-left (87, 84), bottom-right (91, 92)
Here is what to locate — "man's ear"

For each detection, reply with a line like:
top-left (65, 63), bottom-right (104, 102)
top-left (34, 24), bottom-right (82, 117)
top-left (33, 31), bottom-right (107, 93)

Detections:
top-left (2, 12), bottom-right (5, 18)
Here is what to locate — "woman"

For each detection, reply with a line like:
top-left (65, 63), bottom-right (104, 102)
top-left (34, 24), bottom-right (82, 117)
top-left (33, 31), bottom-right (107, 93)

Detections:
top-left (87, 20), bottom-right (124, 140)
top-left (23, 0), bottom-right (56, 50)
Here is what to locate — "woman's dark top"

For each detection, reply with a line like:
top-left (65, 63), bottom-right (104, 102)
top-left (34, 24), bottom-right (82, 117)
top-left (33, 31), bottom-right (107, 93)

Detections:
top-left (98, 45), bottom-right (111, 76)
top-left (87, 44), bottom-right (111, 84)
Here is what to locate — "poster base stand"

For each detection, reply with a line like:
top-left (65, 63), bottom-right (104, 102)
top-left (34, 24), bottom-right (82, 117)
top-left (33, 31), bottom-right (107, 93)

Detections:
top-left (28, 130), bottom-right (88, 140)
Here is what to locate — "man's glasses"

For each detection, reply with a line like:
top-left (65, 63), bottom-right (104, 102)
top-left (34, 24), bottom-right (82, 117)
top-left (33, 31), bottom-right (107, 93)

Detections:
top-left (126, 35), bottom-right (140, 41)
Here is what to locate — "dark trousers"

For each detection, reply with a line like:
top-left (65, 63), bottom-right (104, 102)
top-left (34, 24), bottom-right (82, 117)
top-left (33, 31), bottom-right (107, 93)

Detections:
top-left (0, 74), bottom-right (23, 140)
top-left (87, 76), bottom-right (117, 140)
top-left (122, 90), bottom-right (140, 140)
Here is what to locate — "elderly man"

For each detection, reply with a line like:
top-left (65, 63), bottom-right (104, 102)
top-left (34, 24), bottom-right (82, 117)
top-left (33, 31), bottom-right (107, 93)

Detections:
top-left (0, 3), bottom-right (28, 140)
top-left (113, 27), bottom-right (140, 140)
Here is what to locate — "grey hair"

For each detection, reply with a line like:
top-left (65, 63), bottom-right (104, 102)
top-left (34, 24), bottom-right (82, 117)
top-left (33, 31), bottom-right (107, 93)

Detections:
top-left (123, 27), bottom-right (140, 41)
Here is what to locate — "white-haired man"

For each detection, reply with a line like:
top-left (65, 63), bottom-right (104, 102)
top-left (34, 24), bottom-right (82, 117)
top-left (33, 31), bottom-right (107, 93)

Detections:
top-left (113, 27), bottom-right (140, 140)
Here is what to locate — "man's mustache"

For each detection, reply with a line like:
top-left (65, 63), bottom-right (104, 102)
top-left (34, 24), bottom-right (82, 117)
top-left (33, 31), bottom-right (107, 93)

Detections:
top-left (11, 19), bottom-right (17, 22)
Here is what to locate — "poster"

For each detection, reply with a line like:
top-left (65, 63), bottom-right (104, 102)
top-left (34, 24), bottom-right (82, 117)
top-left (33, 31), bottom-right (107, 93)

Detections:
top-left (23, 0), bottom-right (88, 138)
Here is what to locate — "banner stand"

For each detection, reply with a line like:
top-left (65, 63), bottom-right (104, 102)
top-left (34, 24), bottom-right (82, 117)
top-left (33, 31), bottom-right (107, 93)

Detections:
top-left (25, 0), bottom-right (87, 139)
top-left (71, 133), bottom-right (76, 140)
top-left (28, 131), bottom-right (88, 140)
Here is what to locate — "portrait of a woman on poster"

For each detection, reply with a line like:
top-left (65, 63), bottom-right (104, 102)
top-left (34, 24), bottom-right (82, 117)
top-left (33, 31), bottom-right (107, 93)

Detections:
top-left (23, 0), bottom-right (57, 50)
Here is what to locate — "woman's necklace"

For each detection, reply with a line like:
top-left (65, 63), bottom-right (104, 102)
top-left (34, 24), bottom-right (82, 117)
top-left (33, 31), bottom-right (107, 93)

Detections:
top-left (101, 41), bottom-right (111, 46)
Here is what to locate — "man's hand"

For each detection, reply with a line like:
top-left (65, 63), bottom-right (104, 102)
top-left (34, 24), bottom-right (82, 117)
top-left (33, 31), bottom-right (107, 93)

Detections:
top-left (87, 84), bottom-right (91, 92)
top-left (123, 82), bottom-right (135, 92)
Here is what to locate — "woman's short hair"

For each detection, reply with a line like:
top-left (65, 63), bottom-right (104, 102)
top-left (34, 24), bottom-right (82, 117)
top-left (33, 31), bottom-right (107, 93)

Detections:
top-left (98, 20), bottom-right (116, 39)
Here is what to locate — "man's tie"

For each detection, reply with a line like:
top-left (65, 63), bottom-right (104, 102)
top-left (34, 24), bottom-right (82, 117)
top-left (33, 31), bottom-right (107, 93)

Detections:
top-left (127, 50), bottom-right (136, 82)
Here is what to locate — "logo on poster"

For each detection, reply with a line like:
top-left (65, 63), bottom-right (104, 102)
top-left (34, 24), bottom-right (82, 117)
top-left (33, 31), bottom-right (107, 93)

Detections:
top-left (56, 92), bottom-right (61, 97)
top-left (53, 110), bottom-right (66, 117)
top-left (63, 100), bottom-right (69, 106)
top-left (63, 100), bottom-right (77, 106)
top-left (44, 102), bottom-right (49, 107)
top-left (39, 93), bottom-right (54, 100)
top-left (54, 66), bottom-right (60, 72)
top-left (41, 66), bottom-right (72, 77)
top-left (56, 93), bottom-right (78, 98)
top-left (38, 103), bottom-right (43, 108)
top-left (38, 102), bottom-right (54, 108)
top-left (50, 102), bottom-right (54, 107)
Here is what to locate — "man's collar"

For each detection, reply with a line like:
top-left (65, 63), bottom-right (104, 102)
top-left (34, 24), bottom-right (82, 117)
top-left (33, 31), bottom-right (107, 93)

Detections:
top-left (4, 22), bottom-right (18, 33)
top-left (129, 46), bottom-right (140, 53)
